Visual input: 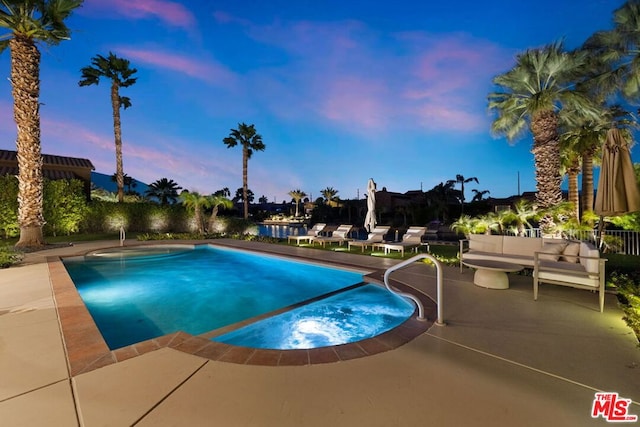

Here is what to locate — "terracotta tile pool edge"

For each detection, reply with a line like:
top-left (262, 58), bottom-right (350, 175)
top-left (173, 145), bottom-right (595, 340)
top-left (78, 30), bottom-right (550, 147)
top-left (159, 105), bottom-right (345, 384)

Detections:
top-left (48, 253), bottom-right (436, 376)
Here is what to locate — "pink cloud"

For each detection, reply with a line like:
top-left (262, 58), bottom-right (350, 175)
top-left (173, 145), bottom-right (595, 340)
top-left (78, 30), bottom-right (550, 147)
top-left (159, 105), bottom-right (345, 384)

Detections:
top-left (116, 47), bottom-right (238, 87)
top-left (317, 78), bottom-right (391, 130)
top-left (85, 0), bottom-right (195, 30)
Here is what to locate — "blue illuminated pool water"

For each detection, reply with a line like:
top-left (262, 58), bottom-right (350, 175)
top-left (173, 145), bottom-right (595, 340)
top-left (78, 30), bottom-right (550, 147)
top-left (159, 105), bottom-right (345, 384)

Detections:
top-left (63, 245), bottom-right (413, 350)
top-left (215, 284), bottom-right (413, 349)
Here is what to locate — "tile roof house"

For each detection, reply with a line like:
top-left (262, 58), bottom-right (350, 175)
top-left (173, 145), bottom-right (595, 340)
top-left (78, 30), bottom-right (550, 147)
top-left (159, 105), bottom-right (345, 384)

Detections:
top-left (0, 149), bottom-right (95, 199)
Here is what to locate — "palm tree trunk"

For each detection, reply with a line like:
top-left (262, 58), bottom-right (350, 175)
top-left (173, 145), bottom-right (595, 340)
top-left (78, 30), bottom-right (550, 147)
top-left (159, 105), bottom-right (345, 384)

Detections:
top-left (195, 206), bottom-right (204, 235)
top-left (111, 81), bottom-right (124, 203)
top-left (207, 205), bottom-right (220, 232)
top-left (581, 151), bottom-right (595, 218)
top-left (530, 110), bottom-right (562, 233)
top-left (567, 167), bottom-right (580, 221)
top-left (11, 36), bottom-right (45, 248)
top-left (242, 145), bottom-right (249, 219)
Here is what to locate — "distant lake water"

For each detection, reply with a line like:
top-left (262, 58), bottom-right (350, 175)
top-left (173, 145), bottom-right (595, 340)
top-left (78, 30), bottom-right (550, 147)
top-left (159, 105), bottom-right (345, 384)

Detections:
top-left (258, 223), bottom-right (367, 240)
top-left (258, 224), bottom-right (309, 238)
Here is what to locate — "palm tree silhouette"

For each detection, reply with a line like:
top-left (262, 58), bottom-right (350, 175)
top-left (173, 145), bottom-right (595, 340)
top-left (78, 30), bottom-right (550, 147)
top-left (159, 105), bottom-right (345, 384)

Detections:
top-left (80, 52), bottom-right (137, 203)
top-left (146, 178), bottom-right (182, 205)
top-left (223, 123), bottom-right (265, 219)
top-left (447, 174), bottom-right (478, 215)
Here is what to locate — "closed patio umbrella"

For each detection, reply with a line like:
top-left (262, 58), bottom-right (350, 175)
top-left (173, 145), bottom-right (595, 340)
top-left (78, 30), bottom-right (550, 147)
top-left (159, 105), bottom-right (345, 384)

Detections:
top-left (594, 128), bottom-right (640, 246)
top-left (364, 178), bottom-right (377, 232)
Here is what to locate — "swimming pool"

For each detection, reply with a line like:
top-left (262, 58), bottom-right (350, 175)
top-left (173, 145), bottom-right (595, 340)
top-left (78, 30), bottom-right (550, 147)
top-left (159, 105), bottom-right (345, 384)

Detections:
top-left (63, 244), bottom-right (415, 350)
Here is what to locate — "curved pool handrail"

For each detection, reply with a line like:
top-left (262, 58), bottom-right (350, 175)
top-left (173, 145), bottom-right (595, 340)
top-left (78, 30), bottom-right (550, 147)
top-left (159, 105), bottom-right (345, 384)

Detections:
top-left (383, 253), bottom-right (445, 326)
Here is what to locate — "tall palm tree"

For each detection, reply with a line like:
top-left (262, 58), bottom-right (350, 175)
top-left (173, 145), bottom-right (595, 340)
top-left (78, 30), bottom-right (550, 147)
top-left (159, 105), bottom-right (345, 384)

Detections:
top-left (447, 174), bottom-right (478, 215)
top-left (560, 105), bottom-right (635, 220)
top-left (288, 189), bottom-right (307, 217)
top-left (79, 52), bottom-right (137, 203)
top-left (558, 129), bottom-right (582, 221)
top-left (584, 0), bottom-right (640, 102)
top-left (0, 0), bottom-right (83, 248)
top-left (489, 42), bottom-right (598, 232)
top-left (180, 191), bottom-right (210, 235)
top-left (223, 123), bottom-right (265, 219)
top-left (206, 194), bottom-right (233, 232)
top-left (145, 178), bottom-right (182, 205)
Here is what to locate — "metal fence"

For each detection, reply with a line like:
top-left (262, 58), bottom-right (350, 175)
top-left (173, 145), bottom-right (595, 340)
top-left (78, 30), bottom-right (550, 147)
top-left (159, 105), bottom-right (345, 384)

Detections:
top-left (522, 228), bottom-right (640, 256)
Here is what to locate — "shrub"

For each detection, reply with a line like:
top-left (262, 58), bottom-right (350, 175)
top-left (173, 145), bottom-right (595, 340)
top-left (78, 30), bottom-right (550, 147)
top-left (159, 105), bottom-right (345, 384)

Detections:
top-left (0, 245), bottom-right (23, 268)
top-left (608, 271), bottom-right (640, 345)
top-left (137, 232), bottom-right (203, 241)
top-left (43, 179), bottom-right (89, 236)
top-left (0, 175), bottom-right (19, 238)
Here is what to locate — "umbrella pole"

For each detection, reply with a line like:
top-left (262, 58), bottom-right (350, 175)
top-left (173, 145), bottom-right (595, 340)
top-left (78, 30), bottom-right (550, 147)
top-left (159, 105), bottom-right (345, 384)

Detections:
top-left (597, 215), bottom-right (605, 250)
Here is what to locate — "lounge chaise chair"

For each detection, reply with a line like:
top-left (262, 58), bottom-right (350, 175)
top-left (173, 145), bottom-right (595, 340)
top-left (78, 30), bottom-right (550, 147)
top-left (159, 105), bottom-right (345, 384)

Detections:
top-left (348, 226), bottom-right (391, 252)
top-left (287, 223), bottom-right (326, 246)
top-left (373, 226), bottom-right (427, 256)
top-left (313, 224), bottom-right (354, 247)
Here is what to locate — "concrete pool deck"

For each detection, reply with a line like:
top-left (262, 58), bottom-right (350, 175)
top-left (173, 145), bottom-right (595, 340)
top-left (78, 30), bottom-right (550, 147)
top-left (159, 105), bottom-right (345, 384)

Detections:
top-left (0, 238), bottom-right (638, 426)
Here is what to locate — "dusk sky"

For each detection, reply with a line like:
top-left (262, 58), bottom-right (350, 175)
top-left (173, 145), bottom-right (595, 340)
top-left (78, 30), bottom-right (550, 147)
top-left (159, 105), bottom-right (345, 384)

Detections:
top-left (0, 0), bottom-right (635, 203)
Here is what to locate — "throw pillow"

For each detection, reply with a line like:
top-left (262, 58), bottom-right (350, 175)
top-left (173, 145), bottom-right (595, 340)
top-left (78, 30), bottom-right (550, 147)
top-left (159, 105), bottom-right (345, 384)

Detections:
top-left (561, 242), bottom-right (581, 263)
top-left (539, 243), bottom-right (567, 261)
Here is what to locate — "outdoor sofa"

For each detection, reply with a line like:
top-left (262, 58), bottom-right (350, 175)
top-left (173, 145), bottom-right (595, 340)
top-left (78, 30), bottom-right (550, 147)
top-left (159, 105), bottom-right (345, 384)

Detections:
top-left (460, 234), bottom-right (607, 312)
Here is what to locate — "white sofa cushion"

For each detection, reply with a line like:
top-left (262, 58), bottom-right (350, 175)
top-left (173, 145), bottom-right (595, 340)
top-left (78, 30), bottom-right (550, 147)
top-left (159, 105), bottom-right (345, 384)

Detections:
top-left (538, 242), bottom-right (568, 261)
top-left (502, 236), bottom-right (543, 257)
top-left (579, 242), bottom-right (600, 275)
top-left (561, 242), bottom-right (581, 263)
top-left (469, 235), bottom-right (502, 253)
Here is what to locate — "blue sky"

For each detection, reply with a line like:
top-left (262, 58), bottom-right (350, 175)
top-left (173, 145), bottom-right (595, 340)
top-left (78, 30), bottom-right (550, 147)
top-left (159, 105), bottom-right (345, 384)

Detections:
top-left (0, 0), bottom-right (634, 202)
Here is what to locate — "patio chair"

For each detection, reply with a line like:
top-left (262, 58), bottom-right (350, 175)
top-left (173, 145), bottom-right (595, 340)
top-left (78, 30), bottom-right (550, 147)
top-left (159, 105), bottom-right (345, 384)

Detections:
top-left (373, 226), bottom-right (427, 256)
top-left (348, 226), bottom-right (391, 252)
top-left (313, 224), bottom-right (354, 247)
top-left (287, 223), bottom-right (326, 246)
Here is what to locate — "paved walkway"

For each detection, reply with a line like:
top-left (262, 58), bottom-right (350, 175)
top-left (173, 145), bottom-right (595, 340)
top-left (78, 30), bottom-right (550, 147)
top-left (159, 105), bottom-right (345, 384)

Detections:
top-left (0, 239), bottom-right (638, 426)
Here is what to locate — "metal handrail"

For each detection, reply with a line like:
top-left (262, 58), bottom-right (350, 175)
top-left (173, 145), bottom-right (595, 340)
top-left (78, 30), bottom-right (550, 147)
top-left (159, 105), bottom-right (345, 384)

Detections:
top-left (383, 254), bottom-right (445, 326)
top-left (119, 226), bottom-right (126, 247)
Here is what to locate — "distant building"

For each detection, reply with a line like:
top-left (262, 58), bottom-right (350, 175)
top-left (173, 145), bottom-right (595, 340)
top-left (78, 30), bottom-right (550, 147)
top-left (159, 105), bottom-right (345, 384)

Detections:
top-left (0, 149), bottom-right (95, 199)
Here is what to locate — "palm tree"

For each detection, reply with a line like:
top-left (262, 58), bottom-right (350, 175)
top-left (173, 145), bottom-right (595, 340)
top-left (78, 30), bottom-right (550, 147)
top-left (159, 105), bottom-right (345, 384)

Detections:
top-left (489, 42), bottom-right (598, 232)
top-left (110, 172), bottom-right (136, 194)
top-left (206, 194), bottom-right (233, 232)
top-left (447, 174), bottom-right (478, 214)
top-left (288, 189), bottom-right (307, 217)
top-left (558, 136), bottom-right (582, 221)
top-left (0, 0), bottom-right (83, 248)
top-left (584, 1), bottom-right (640, 102)
top-left (213, 187), bottom-right (231, 198)
top-left (223, 123), bottom-right (265, 219)
top-left (180, 191), bottom-right (210, 235)
top-left (560, 105), bottom-right (636, 220)
top-left (79, 52), bottom-right (137, 203)
top-left (425, 181), bottom-right (456, 222)
top-left (471, 189), bottom-right (490, 202)
top-left (145, 178), bottom-right (182, 205)
top-left (321, 187), bottom-right (339, 205)
top-left (505, 199), bottom-right (538, 236)
top-left (234, 187), bottom-right (254, 204)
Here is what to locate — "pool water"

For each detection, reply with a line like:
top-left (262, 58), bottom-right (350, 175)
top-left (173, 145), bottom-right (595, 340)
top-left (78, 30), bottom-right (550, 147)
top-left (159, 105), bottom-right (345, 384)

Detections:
top-left (63, 245), bottom-right (414, 350)
top-left (214, 284), bottom-right (414, 349)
